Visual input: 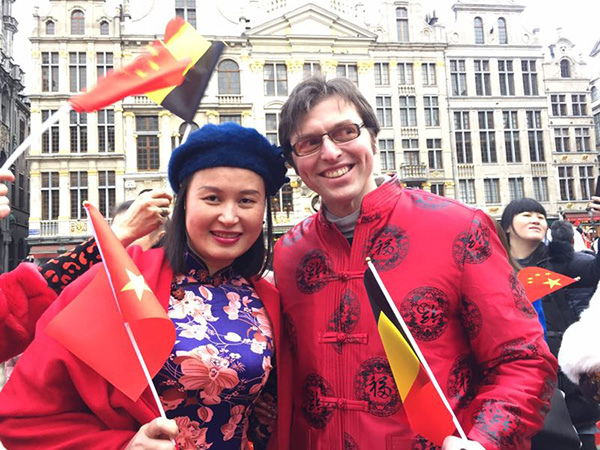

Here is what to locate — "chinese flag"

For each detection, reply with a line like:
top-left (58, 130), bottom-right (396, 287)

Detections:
top-left (69, 38), bottom-right (191, 113)
top-left (364, 265), bottom-right (455, 446)
top-left (45, 203), bottom-right (176, 401)
top-left (517, 266), bottom-right (578, 303)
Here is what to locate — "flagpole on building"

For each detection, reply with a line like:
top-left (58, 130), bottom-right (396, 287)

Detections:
top-left (1, 103), bottom-right (72, 171)
top-left (366, 260), bottom-right (468, 441)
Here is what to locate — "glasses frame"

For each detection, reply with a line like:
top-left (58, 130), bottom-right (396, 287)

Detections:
top-left (291, 122), bottom-right (366, 157)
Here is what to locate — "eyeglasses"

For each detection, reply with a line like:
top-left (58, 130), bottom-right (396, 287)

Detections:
top-left (292, 123), bottom-right (365, 157)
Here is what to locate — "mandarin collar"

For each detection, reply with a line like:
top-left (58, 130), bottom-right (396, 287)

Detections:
top-left (183, 246), bottom-right (234, 286)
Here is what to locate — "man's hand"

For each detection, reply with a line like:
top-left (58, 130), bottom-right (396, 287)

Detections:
top-left (112, 190), bottom-right (173, 247)
top-left (442, 436), bottom-right (486, 450)
top-left (125, 417), bottom-right (178, 450)
top-left (0, 169), bottom-right (14, 219)
top-left (587, 196), bottom-right (600, 216)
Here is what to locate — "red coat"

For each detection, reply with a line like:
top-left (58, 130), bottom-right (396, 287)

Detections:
top-left (273, 178), bottom-right (557, 450)
top-left (0, 247), bottom-right (289, 450)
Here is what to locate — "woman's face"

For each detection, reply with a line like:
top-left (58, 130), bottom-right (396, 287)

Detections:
top-left (507, 211), bottom-right (548, 245)
top-left (185, 167), bottom-right (266, 274)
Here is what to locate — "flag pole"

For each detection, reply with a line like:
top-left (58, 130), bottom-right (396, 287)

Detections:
top-left (180, 122), bottom-right (192, 145)
top-left (366, 260), bottom-right (468, 441)
top-left (1, 103), bottom-right (72, 171)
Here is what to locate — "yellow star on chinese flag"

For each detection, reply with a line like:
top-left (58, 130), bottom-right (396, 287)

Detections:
top-left (543, 277), bottom-right (562, 289)
top-left (121, 268), bottom-right (151, 301)
top-left (517, 266), bottom-right (578, 302)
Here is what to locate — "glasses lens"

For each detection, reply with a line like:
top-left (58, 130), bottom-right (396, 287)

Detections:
top-left (294, 136), bottom-right (321, 155)
top-left (330, 124), bottom-right (360, 143)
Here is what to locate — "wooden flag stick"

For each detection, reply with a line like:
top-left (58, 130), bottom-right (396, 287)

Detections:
top-left (180, 122), bottom-right (193, 145)
top-left (1, 103), bottom-right (72, 171)
top-left (367, 260), bottom-right (468, 441)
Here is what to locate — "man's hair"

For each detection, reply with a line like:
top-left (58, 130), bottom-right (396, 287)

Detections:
top-left (551, 220), bottom-right (575, 243)
top-left (500, 197), bottom-right (547, 235)
top-left (278, 76), bottom-right (380, 167)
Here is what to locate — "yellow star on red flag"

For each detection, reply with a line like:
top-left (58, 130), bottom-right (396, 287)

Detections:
top-left (121, 268), bottom-right (151, 301)
top-left (517, 266), bottom-right (578, 302)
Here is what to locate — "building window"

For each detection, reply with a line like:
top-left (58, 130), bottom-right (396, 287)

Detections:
top-left (572, 94), bottom-right (587, 116)
top-left (554, 128), bottom-right (570, 152)
top-left (42, 109), bottom-right (59, 153)
top-left (551, 94), bottom-right (567, 116)
top-left (171, 122), bottom-right (199, 149)
top-left (396, 7), bottom-right (409, 42)
top-left (594, 113), bottom-right (600, 149)
top-left (508, 177), bottom-right (525, 201)
top-left (219, 114), bottom-right (241, 125)
top-left (303, 62), bottom-right (321, 78)
top-left (136, 115), bottom-right (160, 171)
top-left (41, 172), bottom-right (59, 220)
top-left (96, 52), bottom-right (113, 79)
top-left (175, 0), bottom-right (196, 28)
top-left (522, 60), bottom-right (538, 96)
top-left (498, 60), bottom-right (515, 96)
top-left (498, 17), bottom-right (508, 44)
top-left (271, 183), bottom-right (293, 213)
top-left (527, 111), bottom-right (544, 162)
top-left (379, 139), bottom-right (395, 171)
top-left (459, 179), bottom-right (476, 204)
top-left (98, 109), bottom-right (115, 153)
top-left (454, 112), bottom-right (472, 164)
top-left (336, 63), bottom-right (358, 86)
top-left (397, 62), bottom-right (413, 85)
top-left (402, 139), bottom-right (419, 165)
top-left (575, 127), bottom-right (591, 152)
top-left (376, 96), bottom-right (393, 127)
top-left (421, 62), bottom-right (436, 86)
top-left (100, 20), bottom-right (109, 35)
top-left (217, 60), bottom-right (240, 95)
top-left (424, 96), bottom-right (439, 127)
top-left (41, 52), bottom-right (59, 92)
top-left (427, 138), bottom-right (443, 169)
top-left (559, 166), bottom-right (575, 201)
top-left (503, 111), bottom-right (521, 163)
top-left (450, 59), bottom-right (467, 96)
top-left (399, 96), bottom-right (417, 127)
top-left (374, 62), bottom-right (389, 86)
top-left (580, 166), bottom-right (594, 200)
top-left (532, 177), bottom-right (549, 202)
top-left (592, 86), bottom-right (599, 102)
top-left (71, 10), bottom-right (84, 35)
top-left (70, 111), bottom-right (87, 153)
top-left (474, 60), bottom-right (491, 96)
top-left (484, 178), bottom-right (500, 204)
top-left (46, 20), bottom-right (55, 35)
top-left (70, 171), bottom-right (88, 220)
top-left (1, 87), bottom-right (8, 124)
top-left (69, 52), bottom-right (87, 92)
top-left (474, 17), bottom-right (484, 44)
top-left (98, 171), bottom-right (116, 219)
top-left (430, 183), bottom-right (445, 197)
top-left (264, 63), bottom-right (287, 96)
top-left (265, 113), bottom-right (279, 145)
top-left (478, 111), bottom-right (496, 163)
top-left (560, 59), bottom-right (571, 78)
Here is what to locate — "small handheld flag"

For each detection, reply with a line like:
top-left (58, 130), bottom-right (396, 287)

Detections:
top-left (364, 259), bottom-right (465, 446)
top-left (517, 266), bottom-right (578, 303)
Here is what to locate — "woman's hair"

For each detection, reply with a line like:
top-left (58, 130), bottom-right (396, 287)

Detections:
top-left (111, 199), bottom-right (134, 219)
top-left (500, 197), bottom-right (547, 238)
top-left (162, 177), bottom-right (274, 280)
top-left (490, 216), bottom-right (522, 272)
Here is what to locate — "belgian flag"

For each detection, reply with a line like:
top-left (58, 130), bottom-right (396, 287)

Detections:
top-left (364, 260), bottom-right (457, 446)
top-left (146, 18), bottom-right (225, 122)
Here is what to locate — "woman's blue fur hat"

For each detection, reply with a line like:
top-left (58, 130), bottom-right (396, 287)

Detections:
top-left (168, 122), bottom-right (289, 196)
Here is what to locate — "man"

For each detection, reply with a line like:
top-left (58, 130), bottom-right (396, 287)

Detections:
top-left (272, 77), bottom-right (556, 450)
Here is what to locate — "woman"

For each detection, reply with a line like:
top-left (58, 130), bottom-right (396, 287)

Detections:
top-left (0, 122), bottom-right (289, 450)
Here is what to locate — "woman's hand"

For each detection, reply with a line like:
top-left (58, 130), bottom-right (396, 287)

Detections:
top-left (125, 417), bottom-right (178, 450)
top-left (442, 436), bottom-right (486, 450)
top-left (0, 169), bottom-right (15, 219)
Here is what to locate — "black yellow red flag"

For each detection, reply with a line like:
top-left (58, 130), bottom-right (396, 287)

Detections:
top-left (517, 266), bottom-right (578, 302)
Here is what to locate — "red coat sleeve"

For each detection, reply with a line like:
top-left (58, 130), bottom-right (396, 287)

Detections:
top-left (0, 262), bottom-right (57, 362)
top-left (460, 211), bottom-right (557, 449)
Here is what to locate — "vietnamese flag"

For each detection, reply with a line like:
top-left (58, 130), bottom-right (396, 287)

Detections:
top-left (517, 266), bottom-right (578, 302)
top-left (364, 262), bottom-right (457, 446)
top-left (45, 202), bottom-right (175, 401)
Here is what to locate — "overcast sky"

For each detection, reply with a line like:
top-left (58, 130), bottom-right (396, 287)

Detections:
top-left (11, 0), bottom-right (600, 94)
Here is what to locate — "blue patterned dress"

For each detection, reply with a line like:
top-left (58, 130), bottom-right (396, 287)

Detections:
top-left (155, 249), bottom-right (274, 450)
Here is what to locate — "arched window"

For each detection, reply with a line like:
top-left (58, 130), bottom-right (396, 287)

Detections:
top-left (100, 20), bottom-right (109, 35)
top-left (71, 10), bottom-right (84, 35)
top-left (396, 7), bottom-right (409, 42)
top-left (498, 17), bottom-right (507, 44)
top-left (46, 20), bottom-right (55, 35)
top-left (560, 59), bottom-right (572, 78)
top-left (217, 60), bottom-right (241, 95)
top-left (592, 86), bottom-right (598, 102)
top-left (474, 17), bottom-right (484, 44)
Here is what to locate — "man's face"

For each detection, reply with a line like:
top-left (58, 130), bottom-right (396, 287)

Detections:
top-left (290, 96), bottom-right (377, 217)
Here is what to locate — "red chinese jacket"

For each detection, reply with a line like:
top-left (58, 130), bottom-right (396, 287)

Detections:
top-left (0, 247), bottom-right (289, 450)
top-left (273, 178), bottom-right (557, 450)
